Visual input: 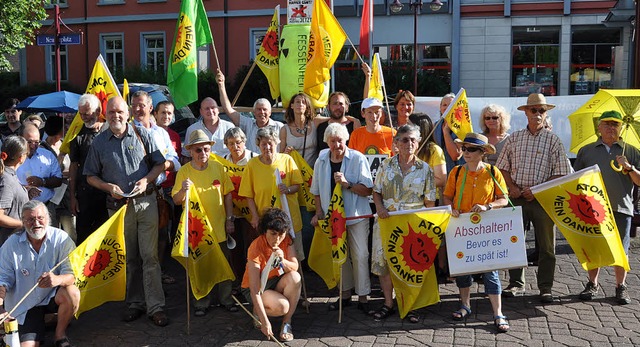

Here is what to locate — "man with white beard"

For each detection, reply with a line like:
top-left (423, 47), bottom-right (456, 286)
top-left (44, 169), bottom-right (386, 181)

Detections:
top-left (69, 94), bottom-right (108, 244)
top-left (0, 200), bottom-right (79, 347)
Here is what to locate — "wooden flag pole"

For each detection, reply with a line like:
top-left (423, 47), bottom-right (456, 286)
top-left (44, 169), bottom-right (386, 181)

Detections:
top-left (0, 255), bottom-right (69, 326)
top-left (298, 266), bottom-right (311, 314)
top-left (231, 295), bottom-right (285, 347)
top-left (338, 265), bottom-right (343, 324)
top-left (186, 259), bottom-right (190, 335)
top-left (231, 60), bottom-right (258, 107)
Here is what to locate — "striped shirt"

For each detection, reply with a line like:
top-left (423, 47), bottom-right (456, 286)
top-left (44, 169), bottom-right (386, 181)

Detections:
top-left (495, 127), bottom-right (572, 188)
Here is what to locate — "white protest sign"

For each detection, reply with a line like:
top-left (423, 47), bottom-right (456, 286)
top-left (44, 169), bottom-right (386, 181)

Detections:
top-left (445, 207), bottom-right (527, 276)
top-left (287, 0), bottom-right (313, 24)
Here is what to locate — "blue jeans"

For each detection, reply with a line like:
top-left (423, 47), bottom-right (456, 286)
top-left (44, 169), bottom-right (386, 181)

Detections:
top-left (455, 270), bottom-right (501, 295)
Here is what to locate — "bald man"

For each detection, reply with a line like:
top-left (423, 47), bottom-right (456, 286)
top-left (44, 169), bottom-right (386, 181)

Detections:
top-left (182, 97), bottom-right (235, 158)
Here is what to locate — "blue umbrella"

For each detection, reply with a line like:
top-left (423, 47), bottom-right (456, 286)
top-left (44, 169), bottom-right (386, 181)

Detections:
top-left (17, 91), bottom-right (81, 113)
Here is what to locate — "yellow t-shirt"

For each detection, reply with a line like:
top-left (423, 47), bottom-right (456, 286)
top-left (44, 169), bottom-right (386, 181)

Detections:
top-left (238, 153), bottom-right (303, 231)
top-left (172, 160), bottom-right (234, 242)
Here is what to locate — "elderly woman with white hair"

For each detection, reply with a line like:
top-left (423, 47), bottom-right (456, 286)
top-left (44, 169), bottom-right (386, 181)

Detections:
top-left (310, 123), bottom-right (374, 313)
top-left (479, 104), bottom-right (511, 165)
top-left (238, 126), bottom-right (305, 260)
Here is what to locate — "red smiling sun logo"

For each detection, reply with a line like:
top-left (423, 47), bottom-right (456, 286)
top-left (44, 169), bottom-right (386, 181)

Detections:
top-left (567, 191), bottom-right (605, 225)
top-left (454, 105), bottom-right (465, 122)
top-left (188, 213), bottom-right (207, 249)
top-left (401, 224), bottom-right (438, 273)
top-left (329, 208), bottom-right (346, 247)
top-left (83, 249), bottom-right (111, 277)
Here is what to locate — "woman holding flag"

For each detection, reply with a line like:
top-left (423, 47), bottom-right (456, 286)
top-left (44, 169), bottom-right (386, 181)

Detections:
top-left (241, 208), bottom-right (301, 342)
top-left (172, 129), bottom-right (237, 316)
top-left (371, 124), bottom-right (436, 323)
top-left (310, 123), bottom-right (374, 313)
top-left (442, 132), bottom-right (510, 333)
top-left (239, 127), bottom-right (305, 259)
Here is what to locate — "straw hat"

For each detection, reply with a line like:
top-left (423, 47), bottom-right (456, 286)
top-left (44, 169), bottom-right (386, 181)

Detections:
top-left (517, 93), bottom-right (556, 111)
top-left (454, 132), bottom-right (496, 155)
top-left (185, 129), bottom-right (215, 150)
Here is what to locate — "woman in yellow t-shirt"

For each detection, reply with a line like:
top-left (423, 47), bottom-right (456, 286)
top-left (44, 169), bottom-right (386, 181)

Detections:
top-left (239, 126), bottom-right (305, 259)
top-left (172, 129), bottom-right (236, 316)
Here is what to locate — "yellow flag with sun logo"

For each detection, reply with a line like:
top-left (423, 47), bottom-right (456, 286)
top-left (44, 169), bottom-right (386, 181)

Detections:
top-left (69, 205), bottom-right (127, 318)
top-left (308, 183), bottom-right (347, 289)
top-left (171, 187), bottom-right (235, 299)
top-left (288, 150), bottom-right (315, 212)
top-left (442, 88), bottom-right (473, 140)
top-left (378, 206), bottom-right (451, 318)
top-left (531, 164), bottom-right (630, 271)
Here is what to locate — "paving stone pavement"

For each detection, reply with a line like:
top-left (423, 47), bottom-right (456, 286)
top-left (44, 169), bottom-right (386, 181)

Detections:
top-left (61, 234), bottom-right (640, 346)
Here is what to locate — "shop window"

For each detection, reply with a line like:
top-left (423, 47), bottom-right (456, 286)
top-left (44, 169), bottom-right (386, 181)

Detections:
top-left (511, 27), bottom-right (559, 97)
top-left (570, 26), bottom-right (621, 95)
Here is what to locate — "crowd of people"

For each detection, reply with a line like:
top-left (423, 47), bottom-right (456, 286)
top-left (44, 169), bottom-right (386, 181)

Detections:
top-left (0, 87), bottom-right (635, 346)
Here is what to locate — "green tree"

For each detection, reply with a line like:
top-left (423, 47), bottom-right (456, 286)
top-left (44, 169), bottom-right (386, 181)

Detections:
top-left (0, 1), bottom-right (46, 71)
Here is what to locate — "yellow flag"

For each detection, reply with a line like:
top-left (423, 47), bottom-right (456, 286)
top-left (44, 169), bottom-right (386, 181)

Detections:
top-left (69, 206), bottom-right (127, 318)
top-left (61, 55), bottom-right (121, 153)
top-left (303, 0), bottom-right (347, 106)
top-left (530, 165), bottom-right (630, 271)
top-left (368, 53), bottom-right (384, 101)
top-left (377, 207), bottom-right (450, 318)
top-left (308, 183), bottom-right (347, 289)
top-left (442, 88), bottom-right (473, 140)
top-left (289, 150), bottom-right (315, 212)
top-left (210, 153), bottom-right (252, 219)
top-left (256, 6), bottom-right (280, 100)
top-left (123, 78), bottom-right (130, 105)
top-left (171, 187), bottom-right (235, 299)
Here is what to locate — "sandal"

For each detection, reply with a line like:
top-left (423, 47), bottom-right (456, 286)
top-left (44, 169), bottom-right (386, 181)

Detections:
top-left (373, 305), bottom-right (395, 321)
top-left (494, 315), bottom-right (510, 333)
top-left (280, 322), bottom-right (294, 342)
top-left (357, 302), bottom-right (375, 316)
top-left (55, 337), bottom-right (75, 347)
top-left (452, 305), bottom-right (472, 321)
top-left (406, 310), bottom-right (420, 323)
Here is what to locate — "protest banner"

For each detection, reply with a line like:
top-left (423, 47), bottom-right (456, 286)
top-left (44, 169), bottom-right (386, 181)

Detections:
top-left (445, 207), bottom-right (527, 276)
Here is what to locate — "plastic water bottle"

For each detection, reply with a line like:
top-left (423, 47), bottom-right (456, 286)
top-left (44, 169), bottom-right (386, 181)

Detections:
top-left (3, 319), bottom-right (19, 347)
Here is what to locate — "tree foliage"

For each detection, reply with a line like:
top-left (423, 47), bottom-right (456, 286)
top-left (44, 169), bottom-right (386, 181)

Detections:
top-left (0, 1), bottom-right (47, 72)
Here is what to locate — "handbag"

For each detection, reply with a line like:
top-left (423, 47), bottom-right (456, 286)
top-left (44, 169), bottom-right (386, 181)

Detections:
top-left (156, 187), bottom-right (172, 230)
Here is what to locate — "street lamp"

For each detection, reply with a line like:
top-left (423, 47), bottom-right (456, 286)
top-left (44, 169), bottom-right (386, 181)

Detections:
top-left (390, 0), bottom-right (444, 95)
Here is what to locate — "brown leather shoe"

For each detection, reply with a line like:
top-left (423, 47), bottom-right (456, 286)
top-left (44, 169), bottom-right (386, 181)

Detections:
top-left (122, 308), bottom-right (144, 322)
top-left (150, 311), bottom-right (169, 327)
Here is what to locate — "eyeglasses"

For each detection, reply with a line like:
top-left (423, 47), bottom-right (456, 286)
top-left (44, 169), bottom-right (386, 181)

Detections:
top-left (24, 215), bottom-right (46, 224)
top-left (194, 147), bottom-right (211, 154)
top-left (461, 146), bottom-right (483, 153)
top-left (484, 116), bottom-right (499, 120)
top-left (528, 107), bottom-right (546, 114)
top-left (26, 140), bottom-right (40, 146)
top-left (399, 137), bottom-right (419, 144)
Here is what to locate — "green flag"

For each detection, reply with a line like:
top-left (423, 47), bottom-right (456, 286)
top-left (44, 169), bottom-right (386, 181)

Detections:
top-left (167, 0), bottom-right (213, 109)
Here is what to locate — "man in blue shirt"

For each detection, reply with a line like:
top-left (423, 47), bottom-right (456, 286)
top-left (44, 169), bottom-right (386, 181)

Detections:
top-left (0, 200), bottom-right (78, 347)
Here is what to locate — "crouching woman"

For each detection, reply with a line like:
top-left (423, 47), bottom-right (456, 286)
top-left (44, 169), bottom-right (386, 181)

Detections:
top-left (242, 208), bottom-right (301, 342)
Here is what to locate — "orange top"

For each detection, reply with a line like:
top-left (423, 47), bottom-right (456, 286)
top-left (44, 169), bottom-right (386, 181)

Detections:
top-left (443, 165), bottom-right (507, 212)
top-left (241, 234), bottom-right (294, 288)
top-left (349, 126), bottom-right (396, 155)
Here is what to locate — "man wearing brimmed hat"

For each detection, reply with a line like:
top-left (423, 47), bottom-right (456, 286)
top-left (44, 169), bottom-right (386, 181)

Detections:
top-left (349, 98), bottom-right (396, 156)
top-left (173, 129), bottom-right (237, 316)
top-left (84, 96), bottom-right (170, 326)
top-left (496, 93), bottom-right (572, 303)
top-left (573, 110), bottom-right (640, 305)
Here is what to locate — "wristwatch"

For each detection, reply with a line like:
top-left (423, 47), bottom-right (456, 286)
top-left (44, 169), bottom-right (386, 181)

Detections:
top-left (226, 216), bottom-right (235, 222)
top-left (487, 203), bottom-right (493, 210)
top-left (346, 182), bottom-right (353, 190)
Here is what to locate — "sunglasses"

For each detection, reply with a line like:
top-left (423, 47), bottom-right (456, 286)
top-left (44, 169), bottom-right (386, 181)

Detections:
top-left (194, 147), bottom-right (211, 154)
top-left (484, 116), bottom-right (499, 120)
top-left (461, 146), bottom-right (483, 153)
top-left (528, 107), bottom-right (546, 114)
